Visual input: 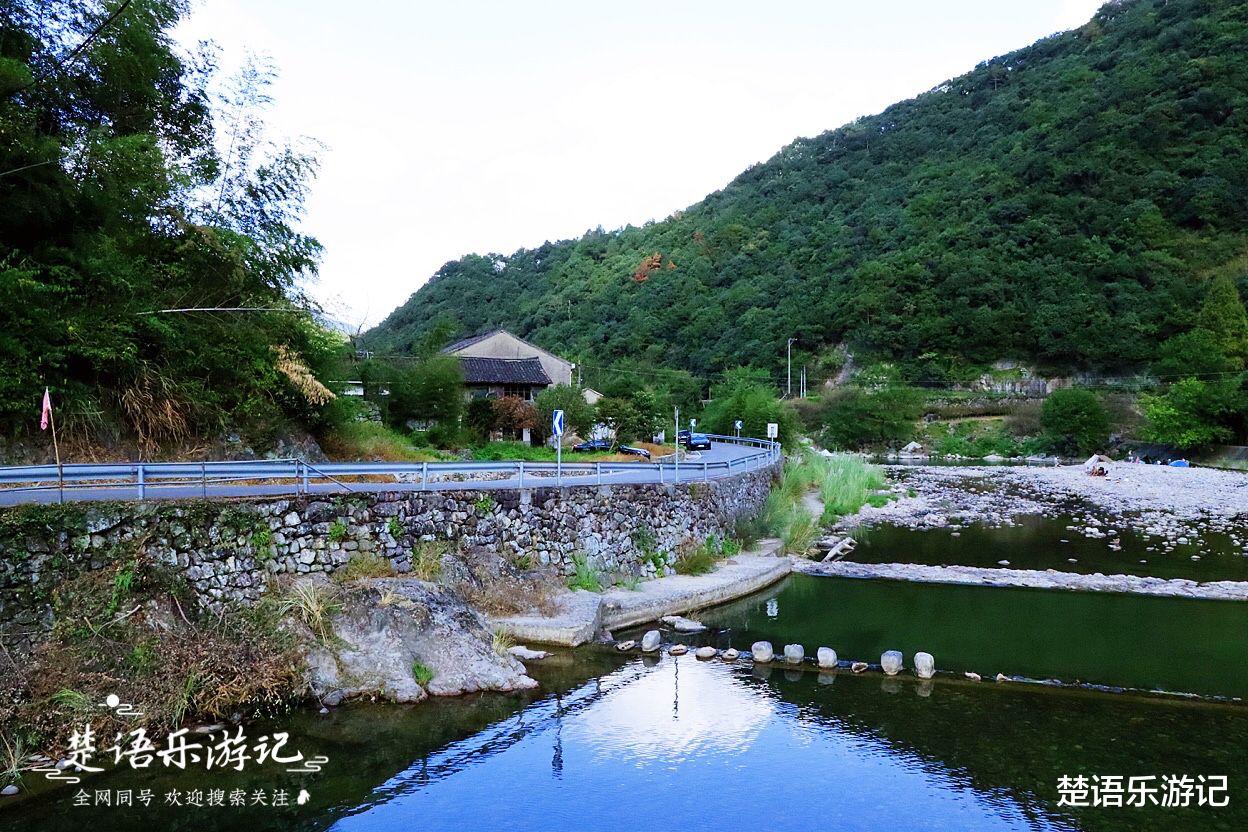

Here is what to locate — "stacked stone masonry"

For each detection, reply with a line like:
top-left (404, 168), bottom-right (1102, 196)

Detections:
top-left (1, 466), bottom-right (777, 644)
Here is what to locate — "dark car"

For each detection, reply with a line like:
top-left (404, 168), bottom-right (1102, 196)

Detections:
top-left (571, 438), bottom-right (613, 452)
top-left (618, 445), bottom-right (652, 459)
top-left (677, 429), bottom-right (692, 444)
top-left (683, 432), bottom-right (711, 451)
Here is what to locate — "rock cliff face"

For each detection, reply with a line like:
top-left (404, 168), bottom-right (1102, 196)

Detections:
top-left (302, 576), bottom-right (537, 705)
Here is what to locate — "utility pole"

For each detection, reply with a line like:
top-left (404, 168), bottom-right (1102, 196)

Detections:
top-left (673, 406), bottom-right (680, 483)
top-left (787, 337), bottom-right (797, 398)
top-left (801, 365), bottom-right (807, 398)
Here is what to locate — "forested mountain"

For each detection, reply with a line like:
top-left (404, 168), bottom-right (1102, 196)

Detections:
top-left (367, 0), bottom-right (1248, 384)
top-left (1, 1), bottom-right (337, 449)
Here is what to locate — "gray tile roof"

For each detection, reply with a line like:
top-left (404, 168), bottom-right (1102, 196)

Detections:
top-left (458, 356), bottom-right (552, 386)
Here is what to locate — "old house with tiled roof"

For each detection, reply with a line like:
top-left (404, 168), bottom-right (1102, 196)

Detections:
top-left (442, 330), bottom-right (574, 401)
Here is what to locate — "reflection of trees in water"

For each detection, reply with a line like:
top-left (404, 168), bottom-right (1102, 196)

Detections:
top-left (354, 663), bottom-right (653, 809)
top-left (736, 669), bottom-right (1248, 832)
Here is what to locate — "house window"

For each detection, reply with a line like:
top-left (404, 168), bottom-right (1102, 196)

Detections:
top-left (503, 385), bottom-right (532, 401)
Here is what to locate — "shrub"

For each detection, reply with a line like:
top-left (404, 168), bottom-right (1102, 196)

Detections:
top-left (820, 384), bottom-right (923, 449)
top-left (386, 517), bottom-right (404, 539)
top-left (474, 495), bottom-right (496, 514)
top-left (491, 629), bottom-right (515, 656)
top-left (567, 553), bottom-right (603, 592)
top-left (1041, 388), bottom-right (1110, 456)
top-left (411, 662), bottom-right (435, 687)
top-left (411, 540), bottom-right (448, 581)
top-left (327, 519), bottom-right (349, 542)
top-left (279, 582), bottom-right (341, 642)
top-left (1140, 377), bottom-right (1242, 449)
top-left (674, 535), bottom-right (729, 575)
top-left (702, 367), bottom-right (799, 446)
top-left (534, 384), bottom-right (596, 438)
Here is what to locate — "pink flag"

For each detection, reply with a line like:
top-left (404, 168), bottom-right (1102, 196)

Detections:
top-left (40, 388), bottom-right (51, 431)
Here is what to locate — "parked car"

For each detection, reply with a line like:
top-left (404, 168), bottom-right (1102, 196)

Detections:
top-left (677, 429), bottom-right (692, 444)
top-left (618, 445), bottom-right (651, 459)
top-left (571, 438), bottom-right (613, 453)
top-left (683, 432), bottom-right (712, 451)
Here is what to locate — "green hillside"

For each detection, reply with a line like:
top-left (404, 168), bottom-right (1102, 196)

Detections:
top-left (367, 0), bottom-right (1248, 384)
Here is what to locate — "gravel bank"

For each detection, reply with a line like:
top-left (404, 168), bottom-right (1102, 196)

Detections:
top-left (833, 463), bottom-right (1248, 558)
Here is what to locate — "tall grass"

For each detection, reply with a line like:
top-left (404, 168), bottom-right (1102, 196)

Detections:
top-left (322, 422), bottom-right (445, 462)
top-left (818, 454), bottom-right (886, 519)
top-left (754, 451), bottom-right (889, 553)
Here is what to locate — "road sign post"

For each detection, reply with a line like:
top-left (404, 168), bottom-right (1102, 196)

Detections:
top-left (767, 422), bottom-right (779, 440)
top-left (552, 409), bottom-right (565, 486)
top-left (734, 419), bottom-right (742, 438)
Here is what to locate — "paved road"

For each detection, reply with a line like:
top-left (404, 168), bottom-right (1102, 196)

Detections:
top-left (0, 441), bottom-right (773, 506)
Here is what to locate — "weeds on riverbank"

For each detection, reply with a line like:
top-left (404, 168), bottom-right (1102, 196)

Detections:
top-left (1, 555), bottom-right (305, 759)
top-left (567, 553), bottom-right (604, 592)
top-left (335, 552), bottom-right (395, 582)
top-left (754, 451), bottom-right (890, 553)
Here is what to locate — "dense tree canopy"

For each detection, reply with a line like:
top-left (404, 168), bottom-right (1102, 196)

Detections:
top-left (367, 0), bottom-right (1248, 387)
top-left (0, 0), bottom-right (334, 449)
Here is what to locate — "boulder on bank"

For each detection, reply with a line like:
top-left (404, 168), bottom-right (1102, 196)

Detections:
top-left (641, 629), bottom-right (662, 652)
top-left (784, 644), bottom-right (805, 664)
top-left (752, 641), bottom-right (774, 663)
top-left (661, 615), bottom-right (707, 633)
top-left (301, 576), bottom-right (536, 705)
top-left (817, 647), bottom-right (838, 669)
top-left (914, 651), bottom-right (935, 679)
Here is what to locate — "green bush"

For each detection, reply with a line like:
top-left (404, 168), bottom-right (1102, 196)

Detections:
top-left (702, 368), bottom-right (799, 446)
top-left (327, 519), bottom-right (349, 542)
top-left (411, 662), bottom-right (435, 686)
top-left (1040, 388), bottom-right (1110, 456)
top-left (567, 553), bottom-right (603, 592)
top-left (1140, 377), bottom-right (1242, 449)
top-left (820, 384), bottom-right (924, 450)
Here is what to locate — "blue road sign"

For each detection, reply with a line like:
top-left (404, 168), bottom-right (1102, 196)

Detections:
top-left (552, 409), bottom-right (565, 438)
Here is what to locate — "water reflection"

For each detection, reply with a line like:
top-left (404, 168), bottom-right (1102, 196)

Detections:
top-left (9, 653), bottom-right (1246, 832)
top-left (332, 659), bottom-right (1074, 832)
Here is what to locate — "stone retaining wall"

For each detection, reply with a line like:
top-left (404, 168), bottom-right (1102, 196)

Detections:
top-left (0, 465), bottom-right (777, 644)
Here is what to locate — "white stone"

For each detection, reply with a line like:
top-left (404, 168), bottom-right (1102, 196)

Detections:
top-left (914, 651), bottom-right (935, 679)
top-left (721, 648), bottom-right (739, 661)
top-left (964, 671), bottom-right (982, 682)
top-left (783, 644), bottom-right (805, 664)
top-left (508, 646), bottom-right (550, 661)
top-left (751, 641), bottom-right (774, 663)
top-left (816, 647), bottom-right (838, 669)
top-left (669, 644), bottom-right (688, 656)
top-left (851, 661), bottom-right (868, 674)
top-left (1, 785), bottom-right (18, 796)
top-left (995, 673), bottom-right (1009, 682)
top-left (881, 650), bottom-right (904, 676)
top-left (695, 646), bottom-right (718, 660)
top-left (615, 640), bottom-right (636, 651)
top-left (641, 630), bottom-right (662, 653)
top-left (660, 615), bottom-right (706, 633)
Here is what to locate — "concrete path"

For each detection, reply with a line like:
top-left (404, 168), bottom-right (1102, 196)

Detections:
top-left (495, 542), bottom-right (790, 646)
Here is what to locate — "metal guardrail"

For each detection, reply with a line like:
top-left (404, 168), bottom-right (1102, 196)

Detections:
top-left (0, 434), bottom-right (781, 503)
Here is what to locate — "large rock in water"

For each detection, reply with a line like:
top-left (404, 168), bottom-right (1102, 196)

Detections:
top-left (302, 576), bottom-right (537, 704)
top-left (817, 647), bottom-right (838, 669)
top-left (641, 630), bottom-right (662, 652)
top-left (784, 644), bottom-right (805, 664)
top-left (881, 650), bottom-right (904, 676)
top-left (914, 651), bottom-right (935, 679)
top-left (751, 641), bottom-right (774, 663)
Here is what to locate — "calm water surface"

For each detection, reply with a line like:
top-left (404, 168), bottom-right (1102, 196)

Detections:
top-left (696, 574), bottom-right (1248, 698)
top-left (852, 511), bottom-right (1248, 582)
top-left (7, 652), bottom-right (1246, 832)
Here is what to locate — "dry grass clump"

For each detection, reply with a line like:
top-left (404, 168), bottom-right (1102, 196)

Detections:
top-left (2, 558), bottom-right (304, 756)
top-left (274, 345), bottom-right (335, 406)
top-left (118, 364), bottom-right (192, 451)
top-left (334, 552), bottom-right (395, 583)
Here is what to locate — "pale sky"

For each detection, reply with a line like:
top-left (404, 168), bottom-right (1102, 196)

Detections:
top-left (175, 1), bottom-right (1106, 328)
